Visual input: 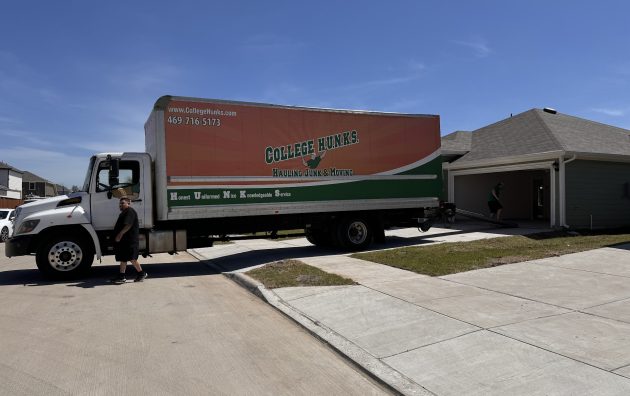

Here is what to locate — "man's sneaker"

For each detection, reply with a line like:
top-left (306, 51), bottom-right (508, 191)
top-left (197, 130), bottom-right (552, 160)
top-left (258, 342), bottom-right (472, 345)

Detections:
top-left (134, 271), bottom-right (148, 282)
top-left (111, 274), bottom-right (126, 284)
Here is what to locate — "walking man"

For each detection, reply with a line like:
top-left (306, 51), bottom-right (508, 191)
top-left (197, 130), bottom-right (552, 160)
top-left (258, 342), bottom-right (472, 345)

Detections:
top-left (487, 182), bottom-right (504, 221)
top-left (111, 197), bottom-right (147, 284)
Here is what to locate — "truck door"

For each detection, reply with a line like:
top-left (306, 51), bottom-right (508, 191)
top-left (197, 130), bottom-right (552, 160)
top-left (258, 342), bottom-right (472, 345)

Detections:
top-left (91, 159), bottom-right (146, 231)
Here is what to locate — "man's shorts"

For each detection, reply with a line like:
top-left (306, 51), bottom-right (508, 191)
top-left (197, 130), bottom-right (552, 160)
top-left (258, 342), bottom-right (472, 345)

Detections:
top-left (115, 244), bottom-right (139, 262)
top-left (488, 200), bottom-right (503, 213)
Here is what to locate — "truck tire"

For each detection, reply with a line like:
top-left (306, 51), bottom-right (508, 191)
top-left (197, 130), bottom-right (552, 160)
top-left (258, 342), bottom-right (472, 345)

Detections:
top-left (36, 234), bottom-right (95, 278)
top-left (335, 217), bottom-right (373, 251)
top-left (419, 221), bottom-right (432, 232)
top-left (0, 226), bottom-right (8, 242)
top-left (305, 228), bottom-right (334, 247)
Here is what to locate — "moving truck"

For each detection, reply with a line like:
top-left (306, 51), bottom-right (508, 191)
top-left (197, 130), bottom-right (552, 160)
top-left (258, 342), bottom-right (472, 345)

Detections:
top-left (6, 96), bottom-right (450, 278)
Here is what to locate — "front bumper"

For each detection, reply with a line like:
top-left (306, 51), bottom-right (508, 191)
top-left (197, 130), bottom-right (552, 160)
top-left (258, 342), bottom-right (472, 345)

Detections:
top-left (5, 235), bottom-right (35, 257)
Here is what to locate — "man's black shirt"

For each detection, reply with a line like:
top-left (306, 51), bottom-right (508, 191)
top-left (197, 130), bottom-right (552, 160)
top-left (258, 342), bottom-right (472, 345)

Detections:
top-left (114, 207), bottom-right (139, 246)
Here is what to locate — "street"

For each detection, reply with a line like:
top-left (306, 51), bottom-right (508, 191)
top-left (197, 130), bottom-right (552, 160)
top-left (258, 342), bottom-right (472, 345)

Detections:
top-left (0, 244), bottom-right (389, 395)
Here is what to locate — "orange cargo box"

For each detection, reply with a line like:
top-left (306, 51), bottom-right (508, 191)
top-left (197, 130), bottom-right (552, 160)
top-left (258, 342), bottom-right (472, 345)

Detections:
top-left (145, 96), bottom-right (443, 221)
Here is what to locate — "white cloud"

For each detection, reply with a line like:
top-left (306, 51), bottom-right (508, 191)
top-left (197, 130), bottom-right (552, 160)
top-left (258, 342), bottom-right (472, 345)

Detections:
top-left (591, 107), bottom-right (627, 117)
top-left (453, 38), bottom-right (492, 58)
top-left (0, 128), bottom-right (55, 147)
top-left (72, 126), bottom-right (145, 154)
top-left (65, 97), bottom-right (153, 153)
top-left (340, 61), bottom-right (427, 92)
top-left (0, 147), bottom-right (88, 188)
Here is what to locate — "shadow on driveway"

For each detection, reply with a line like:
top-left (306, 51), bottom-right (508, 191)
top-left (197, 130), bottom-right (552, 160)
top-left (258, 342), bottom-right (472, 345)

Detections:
top-left (0, 224), bottom-right (552, 287)
top-left (610, 243), bottom-right (630, 251)
top-left (0, 260), bottom-right (218, 288)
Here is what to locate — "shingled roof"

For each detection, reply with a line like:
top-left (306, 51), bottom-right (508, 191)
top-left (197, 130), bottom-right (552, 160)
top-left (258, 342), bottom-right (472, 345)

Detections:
top-left (0, 161), bottom-right (23, 173)
top-left (450, 109), bottom-right (630, 164)
top-left (22, 171), bottom-right (51, 183)
top-left (441, 130), bottom-right (472, 155)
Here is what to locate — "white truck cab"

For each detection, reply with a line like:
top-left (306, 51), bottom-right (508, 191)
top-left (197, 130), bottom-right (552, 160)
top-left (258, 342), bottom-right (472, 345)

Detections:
top-left (6, 152), bottom-right (153, 278)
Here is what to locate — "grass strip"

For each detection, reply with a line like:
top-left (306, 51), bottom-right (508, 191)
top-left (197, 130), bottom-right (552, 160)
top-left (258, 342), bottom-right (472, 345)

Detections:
top-left (352, 230), bottom-right (630, 277)
top-left (247, 259), bottom-right (356, 289)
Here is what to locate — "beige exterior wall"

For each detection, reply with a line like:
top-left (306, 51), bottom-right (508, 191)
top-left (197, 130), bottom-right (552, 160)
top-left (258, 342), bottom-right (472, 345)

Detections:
top-left (8, 170), bottom-right (22, 199)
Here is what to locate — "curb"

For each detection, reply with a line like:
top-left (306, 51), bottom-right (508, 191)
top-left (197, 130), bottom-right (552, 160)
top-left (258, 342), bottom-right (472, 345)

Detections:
top-left (224, 270), bottom-right (435, 396)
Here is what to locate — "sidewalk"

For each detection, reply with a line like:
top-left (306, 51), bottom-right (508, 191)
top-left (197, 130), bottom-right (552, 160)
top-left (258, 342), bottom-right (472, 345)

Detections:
top-left (191, 224), bottom-right (630, 395)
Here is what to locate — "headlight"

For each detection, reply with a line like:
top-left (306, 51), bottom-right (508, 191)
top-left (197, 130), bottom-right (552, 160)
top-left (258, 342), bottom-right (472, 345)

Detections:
top-left (17, 219), bottom-right (40, 235)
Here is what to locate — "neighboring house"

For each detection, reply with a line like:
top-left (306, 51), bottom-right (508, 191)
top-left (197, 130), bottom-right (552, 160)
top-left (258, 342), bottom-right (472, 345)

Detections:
top-left (443, 108), bottom-right (630, 229)
top-left (22, 171), bottom-right (58, 198)
top-left (55, 184), bottom-right (71, 196)
top-left (0, 161), bottom-right (23, 200)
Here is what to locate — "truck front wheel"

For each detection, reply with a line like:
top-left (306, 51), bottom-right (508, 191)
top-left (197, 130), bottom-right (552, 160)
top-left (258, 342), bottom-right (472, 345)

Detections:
top-left (335, 217), bottom-right (373, 251)
top-left (36, 235), bottom-right (95, 278)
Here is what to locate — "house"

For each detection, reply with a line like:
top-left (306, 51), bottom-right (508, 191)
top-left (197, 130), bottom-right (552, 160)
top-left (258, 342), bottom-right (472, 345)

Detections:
top-left (55, 184), bottom-right (71, 196)
top-left (443, 108), bottom-right (630, 229)
top-left (0, 161), bottom-right (23, 200)
top-left (22, 171), bottom-right (58, 199)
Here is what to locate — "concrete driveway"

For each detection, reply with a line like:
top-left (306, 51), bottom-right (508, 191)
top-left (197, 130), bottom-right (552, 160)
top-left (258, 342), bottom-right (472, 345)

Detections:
top-left (0, 244), bottom-right (389, 395)
top-left (193, 224), bottom-right (630, 395)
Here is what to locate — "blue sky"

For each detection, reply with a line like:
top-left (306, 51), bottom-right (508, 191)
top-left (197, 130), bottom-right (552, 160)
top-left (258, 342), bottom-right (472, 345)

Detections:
top-left (1, 0), bottom-right (629, 188)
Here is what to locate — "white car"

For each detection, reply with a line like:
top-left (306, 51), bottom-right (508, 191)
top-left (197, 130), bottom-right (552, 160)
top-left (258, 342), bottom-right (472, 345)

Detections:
top-left (0, 208), bottom-right (15, 242)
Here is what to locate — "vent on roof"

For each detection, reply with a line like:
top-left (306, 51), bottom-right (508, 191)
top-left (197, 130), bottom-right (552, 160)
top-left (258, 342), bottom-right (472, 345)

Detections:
top-left (543, 107), bottom-right (557, 114)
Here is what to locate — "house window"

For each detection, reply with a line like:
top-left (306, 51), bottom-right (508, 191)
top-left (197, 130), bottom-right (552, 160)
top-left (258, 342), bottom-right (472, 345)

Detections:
top-left (29, 182), bottom-right (35, 190)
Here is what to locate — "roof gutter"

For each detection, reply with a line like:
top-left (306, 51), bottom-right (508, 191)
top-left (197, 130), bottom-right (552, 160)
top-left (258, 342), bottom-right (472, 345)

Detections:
top-left (565, 151), bottom-right (630, 163)
top-left (444, 150), bottom-right (565, 171)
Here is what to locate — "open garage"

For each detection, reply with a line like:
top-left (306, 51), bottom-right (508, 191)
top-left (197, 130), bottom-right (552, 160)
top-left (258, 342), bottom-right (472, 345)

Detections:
top-left (451, 168), bottom-right (552, 224)
top-left (442, 108), bottom-right (630, 229)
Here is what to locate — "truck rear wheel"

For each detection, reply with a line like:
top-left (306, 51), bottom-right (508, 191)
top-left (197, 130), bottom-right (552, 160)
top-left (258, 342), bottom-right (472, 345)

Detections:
top-left (36, 234), bottom-right (95, 278)
top-left (305, 228), bottom-right (334, 247)
top-left (335, 217), bottom-right (373, 251)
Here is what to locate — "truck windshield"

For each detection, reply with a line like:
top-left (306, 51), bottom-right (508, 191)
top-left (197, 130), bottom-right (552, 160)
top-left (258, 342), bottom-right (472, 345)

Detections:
top-left (81, 156), bottom-right (96, 192)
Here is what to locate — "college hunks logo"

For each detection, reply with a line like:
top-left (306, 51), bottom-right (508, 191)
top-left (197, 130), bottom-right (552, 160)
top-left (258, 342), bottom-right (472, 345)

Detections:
top-left (265, 129), bottom-right (359, 177)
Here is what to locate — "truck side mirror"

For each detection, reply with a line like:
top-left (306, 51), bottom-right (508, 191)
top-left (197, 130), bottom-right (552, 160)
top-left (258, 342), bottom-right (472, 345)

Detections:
top-left (108, 157), bottom-right (120, 187)
top-left (108, 175), bottom-right (119, 188)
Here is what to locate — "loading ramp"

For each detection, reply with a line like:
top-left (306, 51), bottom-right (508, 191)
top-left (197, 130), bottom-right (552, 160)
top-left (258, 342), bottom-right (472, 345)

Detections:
top-left (455, 208), bottom-right (519, 228)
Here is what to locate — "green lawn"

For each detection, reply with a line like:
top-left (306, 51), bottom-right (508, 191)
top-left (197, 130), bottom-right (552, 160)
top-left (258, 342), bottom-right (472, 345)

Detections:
top-left (247, 259), bottom-right (356, 288)
top-left (352, 230), bottom-right (630, 277)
